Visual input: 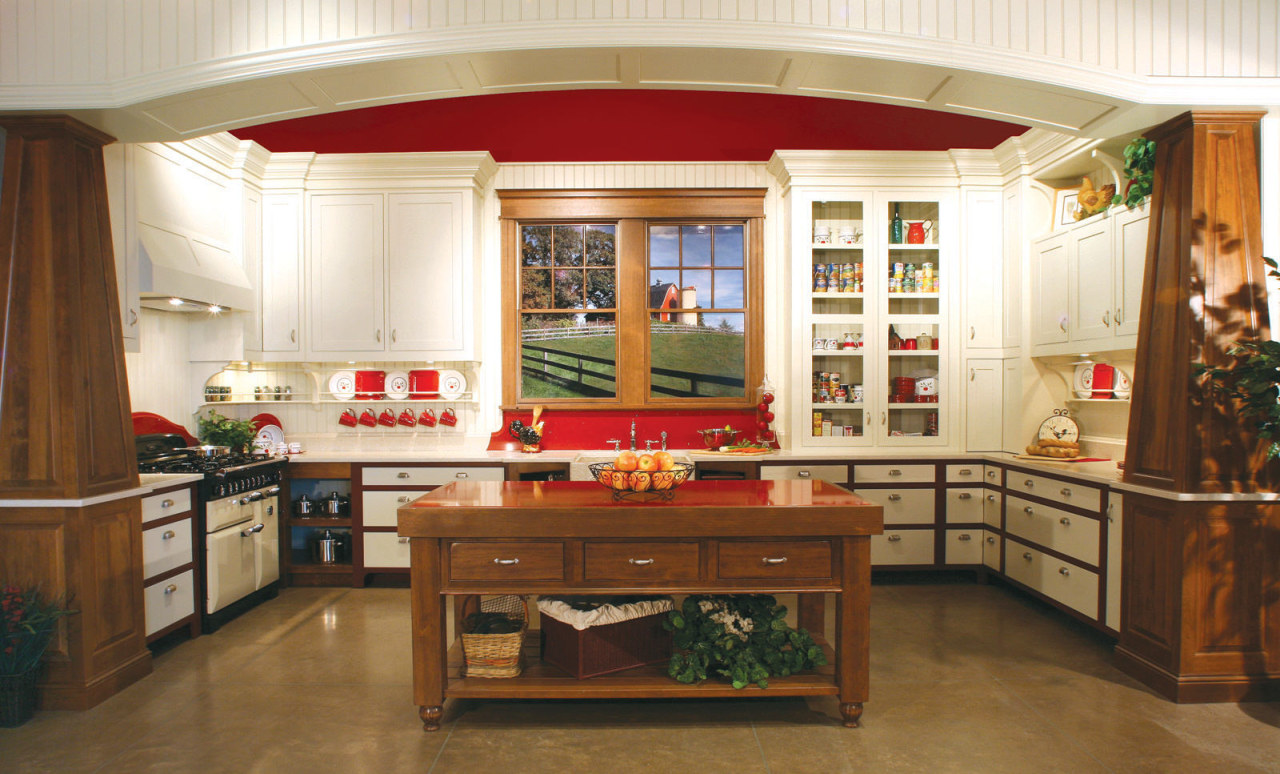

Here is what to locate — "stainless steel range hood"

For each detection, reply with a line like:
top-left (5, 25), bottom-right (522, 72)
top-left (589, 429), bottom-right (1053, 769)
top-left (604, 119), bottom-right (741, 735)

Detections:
top-left (137, 222), bottom-right (254, 312)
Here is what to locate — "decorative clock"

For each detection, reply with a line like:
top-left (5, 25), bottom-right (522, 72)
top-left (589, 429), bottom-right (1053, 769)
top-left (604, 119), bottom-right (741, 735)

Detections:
top-left (1037, 409), bottom-right (1080, 443)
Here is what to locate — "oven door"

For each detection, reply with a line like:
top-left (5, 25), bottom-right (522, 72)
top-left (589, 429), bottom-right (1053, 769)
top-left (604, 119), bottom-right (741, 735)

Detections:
top-left (206, 516), bottom-right (259, 614)
top-left (255, 493), bottom-right (281, 589)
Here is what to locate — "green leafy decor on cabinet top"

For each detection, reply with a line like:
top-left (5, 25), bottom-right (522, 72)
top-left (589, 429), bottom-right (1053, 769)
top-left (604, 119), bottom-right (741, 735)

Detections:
top-left (1113, 137), bottom-right (1157, 209)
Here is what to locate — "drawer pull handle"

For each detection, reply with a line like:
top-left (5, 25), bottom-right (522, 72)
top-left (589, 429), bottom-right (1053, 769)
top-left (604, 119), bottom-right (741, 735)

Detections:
top-left (1060, 488), bottom-right (1072, 497)
top-left (889, 469), bottom-right (902, 476)
top-left (1024, 479), bottom-right (1034, 488)
top-left (164, 584), bottom-right (178, 595)
top-left (986, 536), bottom-right (996, 544)
top-left (493, 558), bottom-right (520, 566)
top-left (887, 535), bottom-right (902, 542)
top-left (797, 470), bottom-right (811, 478)
top-left (161, 499), bottom-right (175, 508)
top-left (455, 472), bottom-right (469, 479)
top-left (1022, 552), bottom-right (1033, 561)
top-left (1023, 506), bottom-right (1034, 514)
top-left (397, 496), bottom-right (411, 503)
top-left (398, 537), bottom-right (410, 544)
top-left (958, 468), bottom-right (972, 475)
top-left (628, 558), bottom-right (655, 566)
top-left (1059, 567), bottom-right (1071, 577)
top-left (762, 557), bottom-right (788, 565)
top-left (986, 494), bottom-right (997, 503)
top-left (887, 494), bottom-right (902, 502)
top-left (957, 534), bottom-right (972, 541)
top-left (1059, 517), bottom-right (1071, 526)
top-left (161, 530), bottom-right (176, 540)
top-left (397, 472), bottom-right (410, 479)
top-left (958, 493), bottom-right (972, 500)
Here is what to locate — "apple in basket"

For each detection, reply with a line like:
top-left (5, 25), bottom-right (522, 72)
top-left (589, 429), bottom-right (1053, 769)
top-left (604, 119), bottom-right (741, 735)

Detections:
top-left (629, 471), bottom-right (652, 491)
top-left (609, 470), bottom-right (630, 490)
top-left (652, 471), bottom-right (676, 490)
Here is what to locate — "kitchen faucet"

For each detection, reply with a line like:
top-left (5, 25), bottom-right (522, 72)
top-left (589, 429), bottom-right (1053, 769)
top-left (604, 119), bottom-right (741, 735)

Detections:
top-left (629, 419), bottom-right (637, 452)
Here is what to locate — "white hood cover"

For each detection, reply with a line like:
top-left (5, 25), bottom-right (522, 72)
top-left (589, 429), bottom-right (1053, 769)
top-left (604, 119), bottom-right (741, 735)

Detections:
top-left (137, 222), bottom-right (254, 311)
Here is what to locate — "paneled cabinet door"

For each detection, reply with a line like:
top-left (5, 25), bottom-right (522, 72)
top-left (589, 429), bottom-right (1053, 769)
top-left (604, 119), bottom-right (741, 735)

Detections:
top-left (103, 143), bottom-right (139, 351)
top-left (1069, 218), bottom-right (1114, 341)
top-left (386, 192), bottom-right (467, 354)
top-left (261, 193), bottom-right (303, 352)
top-left (963, 189), bottom-right (1003, 348)
top-left (965, 359), bottom-right (1003, 451)
top-left (1106, 492), bottom-right (1123, 631)
top-left (309, 193), bottom-right (384, 352)
top-left (1031, 232), bottom-right (1070, 346)
top-left (1112, 205), bottom-right (1148, 338)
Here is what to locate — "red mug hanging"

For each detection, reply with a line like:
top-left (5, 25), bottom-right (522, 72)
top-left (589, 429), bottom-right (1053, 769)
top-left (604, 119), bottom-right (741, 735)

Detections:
top-left (418, 408), bottom-right (437, 427)
top-left (338, 409), bottom-right (358, 427)
top-left (398, 409), bottom-right (417, 427)
top-left (439, 408), bottom-right (457, 427)
top-left (378, 409), bottom-right (397, 427)
top-left (358, 408), bottom-right (378, 427)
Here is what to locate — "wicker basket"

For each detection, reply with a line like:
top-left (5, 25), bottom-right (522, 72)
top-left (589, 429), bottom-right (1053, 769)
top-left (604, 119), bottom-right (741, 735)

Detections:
top-left (0, 666), bottom-right (39, 728)
top-left (460, 595), bottom-right (527, 678)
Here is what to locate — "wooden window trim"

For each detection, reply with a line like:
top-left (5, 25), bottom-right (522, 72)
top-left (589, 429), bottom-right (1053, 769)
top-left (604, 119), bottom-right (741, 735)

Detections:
top-left (500, 189), bottom-right (766, 410)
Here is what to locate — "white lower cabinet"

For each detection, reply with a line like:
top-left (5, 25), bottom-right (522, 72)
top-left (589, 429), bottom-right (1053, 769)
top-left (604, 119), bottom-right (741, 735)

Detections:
top-left (944, 529), bottom-right (982, 565)
top-left (140, 484), bottom-right (197, 640)
top-left (1004, 495), bottom-right (1100, 565)
top-left (364, 532), bottom-right (412, 568)
top-left (759, 464), bottom-right (849, 484)
top-left (982, 490), bottom-right (1001, 527)
top-left (362, 490), bottom-right (430, 528)
top-left (853, 488), bottom-right (935, 524)
top-left (144, 569), bottom-right (197, 637)
top-left (1106, 493), bottom-right (1124, 630)
top-left (871, 530), bottom-right (934, 565)
top-left (1004, 538), bottom-right (1099, 619)
top-left (982, 531), bottom-right (1001, 571)
top-left (944, 488), bottom-right (983, 523)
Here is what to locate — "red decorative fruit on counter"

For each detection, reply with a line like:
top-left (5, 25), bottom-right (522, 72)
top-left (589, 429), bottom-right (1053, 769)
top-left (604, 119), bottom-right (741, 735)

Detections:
top-left (761, 392), bottom-right (774, 404)
top-left (762, 411), bottom-right (775, 423)
top-left (757, 402), bottom-right (769, 413)
top-left (614, 451), bottom-right (639, 471)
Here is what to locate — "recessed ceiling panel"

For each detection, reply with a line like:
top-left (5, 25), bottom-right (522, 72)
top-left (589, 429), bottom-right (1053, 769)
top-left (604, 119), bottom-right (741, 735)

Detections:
top-left (798, 56), bottom-right (948, 103)
top-left (945, 79), bottom-right (1116, 131)
top-left (469, 50), bottom-right (621, 89)
top-left (142, 82), bottom-right (317, 135)
top-left (310, 60), bottom-right (463, 106)
top-left (638, 48), bottom-right (790, 87)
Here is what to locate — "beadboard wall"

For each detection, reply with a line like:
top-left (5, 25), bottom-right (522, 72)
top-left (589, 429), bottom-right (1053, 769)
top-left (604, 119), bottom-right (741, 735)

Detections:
top-left (125, 309), bottom-right (196, 431)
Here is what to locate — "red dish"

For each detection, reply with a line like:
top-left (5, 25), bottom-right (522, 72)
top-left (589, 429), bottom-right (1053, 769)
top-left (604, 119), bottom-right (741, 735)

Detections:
top-left (355, 370), bottom-right (385, 400)
top-left (409, 369), bottom-right (439, 399)
top-left (250, 413), bottom-right (283, 431)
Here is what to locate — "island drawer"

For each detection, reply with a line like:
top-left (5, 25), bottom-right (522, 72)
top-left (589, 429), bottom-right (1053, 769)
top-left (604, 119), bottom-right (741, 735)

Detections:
top-left (1006, 472), bottom-right (1101, 512)
top-left (853, 464), bottom-right (934, 483)
top-left (759, 464), bottom-right (848, 484)
top-left (363, 490), bottom-right (430, 527)
top-left (583, 541), bottom-right (700, 581)
top-left (1005, 539), bottom-right (1099, 619)
top-left (716, 540), bottom-right (832, 579)
top-left (852, 488), bottom-right (935, 524)
top-left (363, 465), bottom-right (505, 487)
top-left (871, 530), bottom-right (934, 565)
top-left (365, 533), bottom-right (411, 568)
top-left (448, 541), bottom-right (564, 581)
top-left (142, 487), bottom-right (192, 525)
top-left (1005, 495), bottom-right (1099, 565)
top-left (144, 569), bottom-right (196, 636)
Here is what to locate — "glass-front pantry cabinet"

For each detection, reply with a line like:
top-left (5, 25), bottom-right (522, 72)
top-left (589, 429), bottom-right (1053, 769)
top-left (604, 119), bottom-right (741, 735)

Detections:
top-left (770, 153), bottom-right (958, 450)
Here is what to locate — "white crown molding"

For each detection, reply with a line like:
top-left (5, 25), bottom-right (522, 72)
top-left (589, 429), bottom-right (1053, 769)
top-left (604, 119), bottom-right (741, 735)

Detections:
top-left (769, 149), bottom-right (984, 189)
top-left (300, 151), bottom-right (498, 191)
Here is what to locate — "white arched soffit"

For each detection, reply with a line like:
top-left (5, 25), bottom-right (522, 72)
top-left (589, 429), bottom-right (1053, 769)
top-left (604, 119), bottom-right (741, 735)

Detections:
top-left (0, 7), bottom-right (1275, 143)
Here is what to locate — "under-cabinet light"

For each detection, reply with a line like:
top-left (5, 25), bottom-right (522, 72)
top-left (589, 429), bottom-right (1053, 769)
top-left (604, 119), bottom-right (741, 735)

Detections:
top-left (168, 297), bottom-right (184, 307)
top-left (208, 305), bottom-right (223, 314)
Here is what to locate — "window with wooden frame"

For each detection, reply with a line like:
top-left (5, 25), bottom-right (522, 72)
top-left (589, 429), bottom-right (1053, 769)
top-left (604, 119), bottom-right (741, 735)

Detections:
top-left (499, 189), bottom-right (765, 410)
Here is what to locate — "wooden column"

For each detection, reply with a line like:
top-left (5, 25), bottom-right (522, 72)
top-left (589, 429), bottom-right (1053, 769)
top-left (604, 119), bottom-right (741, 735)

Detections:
top-left (1117, 111), bottom-right (1280, 702)
top-left (0, 115), bottom-right (151, 709)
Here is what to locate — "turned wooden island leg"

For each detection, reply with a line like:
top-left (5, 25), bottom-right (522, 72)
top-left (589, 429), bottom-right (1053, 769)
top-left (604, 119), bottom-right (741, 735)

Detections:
top-left (838, 536), bottom-right (871, 728)
top-left (409, 537), bottom-right (447, 731)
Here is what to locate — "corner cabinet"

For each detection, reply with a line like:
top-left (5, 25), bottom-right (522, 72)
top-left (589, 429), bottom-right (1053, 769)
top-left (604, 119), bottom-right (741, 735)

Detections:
top-left (783, 187), bottom-right (954, 451)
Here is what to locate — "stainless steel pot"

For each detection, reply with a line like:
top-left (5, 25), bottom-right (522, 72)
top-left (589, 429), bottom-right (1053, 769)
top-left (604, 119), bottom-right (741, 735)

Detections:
top-left (320, 491), bottom-right (349, 517)
top-left (293, 494), bottom-right (315, 517)
top-left (182, 445), bottom-right (231, 457)
top-left (313, 529), bottom-right (340, 564)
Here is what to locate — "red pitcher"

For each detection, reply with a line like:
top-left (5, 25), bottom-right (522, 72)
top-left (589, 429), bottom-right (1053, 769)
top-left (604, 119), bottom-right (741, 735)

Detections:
top-left (906, 219), bottom-right (933, 244)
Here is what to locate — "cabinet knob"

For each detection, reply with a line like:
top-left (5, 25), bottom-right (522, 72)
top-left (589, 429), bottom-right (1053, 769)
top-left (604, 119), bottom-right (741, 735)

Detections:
top-left (887, 494), bottom-right (902, 502)
top-left (397, 496), bottom-right (411, 503)
top-left (492, 558), bottom-right (520, 566)
top-left (969, 325), bottom-right (975, 340)
top-left (1022, 552), bottom-right (1033, 561)
top-left (761, 557), bottom-right (788, 565)
top-left (398, 537), bottom-right (410, 544)
top-left (161, 499), bottom-right (175, 508)
top-left (1059, 517), bottom-right (1071, 526)
top-left (397, 472), bottom-right (410, 479)
top-left (290, 329), bottom-right (296, 343)
top-left (987, 470), bottom-right (997, 479)
top-left (628, 558), bottom-right (655, 566)
top-left (391, 329), bottom-right (397, 343)
top-left (958, 492), bottom-right (972, 500)
top-left (889, 469), bottom-right (902, 477)
top-left (1115, 307), bottom-right (1123, 325)
top-left (887, 534), bottom-right (902, 542)
top-left (986, 494), bottom-right (997, 503)
top-left (957, 534), bottom-right (972, 541)
top-left (1024, 479), bottom-right (1034, 488)
top-left (970, 368), bottom-right (975, 382)
top-left (164, 584), bottom-right (178, 595)
top-left (1103, 310), bottom-right (1111, 327)
top-left (161, 530), bottom-right (176, 540)
top-left (1024, 506), bottom-right (1034, 514)
top-left (1059, 318), bottom-right (1068, 332)
top-left (455, 472), bottom-right (469, 479)
top-left (1060, 488), bottom-right (1072, 497)
top-left (986, 536), bottom-right (996, 544)
top-left (881, 411), bottom-right (887, 425)
top-left (1059, 567), bottom-right (1071, 577)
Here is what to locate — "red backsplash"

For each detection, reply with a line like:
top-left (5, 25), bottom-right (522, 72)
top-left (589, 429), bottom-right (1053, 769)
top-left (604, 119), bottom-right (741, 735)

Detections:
top-left (488, 409), bottom-right (763, 452)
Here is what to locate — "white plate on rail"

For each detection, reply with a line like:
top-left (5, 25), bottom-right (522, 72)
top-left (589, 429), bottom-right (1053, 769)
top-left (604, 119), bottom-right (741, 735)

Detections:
top-left (384, 371), bottom-right (410, 400)
top-left (1073, 365), bottom-right (1094, 399)
top-left (328, 371), bottom-right (356, 401)
top-left (1113, 368), bottom-right (1132, 399)
top-left (437, 370), bottom-right (467, 400)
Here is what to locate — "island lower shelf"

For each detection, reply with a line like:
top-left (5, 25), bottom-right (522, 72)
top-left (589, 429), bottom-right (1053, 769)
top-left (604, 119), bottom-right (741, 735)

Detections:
top-left (445, 633), bottom-right (838, 699)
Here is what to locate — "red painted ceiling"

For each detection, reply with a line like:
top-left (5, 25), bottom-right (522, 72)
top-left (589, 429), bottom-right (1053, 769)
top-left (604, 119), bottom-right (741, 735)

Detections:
top-left (231, 90), bottom-right (1027, 161)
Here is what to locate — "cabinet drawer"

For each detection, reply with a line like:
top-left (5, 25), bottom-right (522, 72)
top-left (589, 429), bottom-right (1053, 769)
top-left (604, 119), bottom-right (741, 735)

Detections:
top-left (853, 464), bottom-right (934, 483)
top-left (1005, 539), bottom-right (1099, 619)
top-left (852, 488), bottom-right (935, 524)
top-left (983, 490), bottom-right (1002, 527)
top-left (1007, 472), bottom-right (1101, 512)
top-left (945, 464), bottom-right (988, 483)
top-left (365, 532), bottom-right (412, 568)
top-left (1005, 495), bottom-right (1100, 565)
top-left (141, 488), bottom-right (192, 525)
top-left (363, 466), bottom-right (505, 487)
top-left (362, 490), bottom-right (430, 527)
top-left (944, 529), bottom-right (983, 565)
top-left (871, 530), bottom-right (934, 565)
top-left (142, 518), bottom-right (193, 580)
top-left (448, 541), bottom-right (564, 581)
top-left (144, 569), bottom-right (195, 636)
top-left (760, 464), bottom-right (848, 484)
top-left (584, 541), bottom-right (700, 581)
top-left (717, 540), bottom-right (832, 579)
top-left (944, 488), bottom-right (983, 523)
top-left (982, 531), bottom-right (1001, 571)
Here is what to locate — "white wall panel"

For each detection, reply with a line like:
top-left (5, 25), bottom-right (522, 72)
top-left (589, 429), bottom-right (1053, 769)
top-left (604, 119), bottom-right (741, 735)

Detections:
top-left (493, 161), bottom-right (769, 190)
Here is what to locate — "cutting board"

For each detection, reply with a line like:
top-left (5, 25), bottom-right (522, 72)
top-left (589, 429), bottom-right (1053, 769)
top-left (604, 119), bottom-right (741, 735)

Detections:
top-left (1012, 455), bottom-right (1110, 464)
top-left (698, 448), bottom-right (777, 456)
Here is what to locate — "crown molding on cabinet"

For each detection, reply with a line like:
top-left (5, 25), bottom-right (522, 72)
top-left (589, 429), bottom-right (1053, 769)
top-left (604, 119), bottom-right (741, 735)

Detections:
top-left (300, 152), bottom-right (499, 191)
top-left (768, 150), bottom-right (1000, 192)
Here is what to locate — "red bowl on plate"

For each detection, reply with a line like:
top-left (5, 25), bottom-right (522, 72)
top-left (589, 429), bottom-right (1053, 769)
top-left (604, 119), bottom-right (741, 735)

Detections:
top-left (355, 370), bottom-right (385, 400)
top-left (409, 369), bottom-right (439, 399)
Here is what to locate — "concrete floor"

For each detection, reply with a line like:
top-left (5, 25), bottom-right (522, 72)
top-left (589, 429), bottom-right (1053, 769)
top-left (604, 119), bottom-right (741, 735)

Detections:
top-left (2, 581), bottom-right (1276, 773)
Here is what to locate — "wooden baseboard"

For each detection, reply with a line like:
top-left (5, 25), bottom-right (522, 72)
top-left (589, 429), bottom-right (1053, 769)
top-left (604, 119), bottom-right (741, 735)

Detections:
top-left (1114, 646), bottom-right (1280, 703)
top-left (37, 648), bottom-right (153, 711)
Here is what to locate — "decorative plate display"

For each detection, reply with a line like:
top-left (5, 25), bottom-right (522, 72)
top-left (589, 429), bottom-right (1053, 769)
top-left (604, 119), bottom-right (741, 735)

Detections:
top-left (328, 371), bottom-right (356, 401)
top-left (250, 413), bottom-right (283, 432)
top-left (384, 370), bottom-right (411, 400)
top-left (255, 423), bottom-right (285, 447)
top-left (1072, 364), bottom-right (1094, 399)
top-left (1036, 409), bottom-right (1080, 443)
top-left (1113, 368), bottom-right (1132, 400)
top-left (437, 369), bottom-right (467, 400)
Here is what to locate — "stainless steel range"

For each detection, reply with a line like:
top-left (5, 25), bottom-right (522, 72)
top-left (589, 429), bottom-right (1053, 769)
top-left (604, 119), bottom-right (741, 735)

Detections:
top-left (136, 434), bottom-right (287, 633)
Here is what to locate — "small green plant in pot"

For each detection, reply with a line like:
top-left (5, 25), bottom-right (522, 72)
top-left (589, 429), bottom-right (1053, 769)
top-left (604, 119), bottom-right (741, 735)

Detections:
top-left (664, 594), bottom-right (826, 689)
top-left (1, 585), bottom-right (77, 727)
top-left (197, 409), bottom-right (258, 452)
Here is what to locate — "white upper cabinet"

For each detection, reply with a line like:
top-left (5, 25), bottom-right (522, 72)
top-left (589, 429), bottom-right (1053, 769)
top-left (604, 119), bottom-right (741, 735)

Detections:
top-left (386, 192), bottom-right (468, 354)
top-left (1031, 232), bottom-right (1070, 348)
top-left (962, 189), bottom-right (1005, 350)
top-left (1069, 218), bottom-right (1114, 342)
top-left (260, 193), bottom-right (303, 353)
top-left (1112, 204), bottom-right (1149, 338)
top-left (309, 194), bottom-right (386, 353)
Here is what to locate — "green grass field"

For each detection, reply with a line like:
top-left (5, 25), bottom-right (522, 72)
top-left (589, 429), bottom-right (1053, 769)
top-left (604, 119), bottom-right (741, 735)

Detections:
top-left (521, 329), bottom-right (745, 399)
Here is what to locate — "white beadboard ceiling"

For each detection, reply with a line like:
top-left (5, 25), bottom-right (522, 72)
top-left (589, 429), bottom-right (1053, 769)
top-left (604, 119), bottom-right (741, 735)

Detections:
top-left (1, 1), bottom-right (1276, 142)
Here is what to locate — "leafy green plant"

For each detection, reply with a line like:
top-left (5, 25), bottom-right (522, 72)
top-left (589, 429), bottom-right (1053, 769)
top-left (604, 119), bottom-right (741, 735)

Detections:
top-left (196, 409), bottom-right (258, 452)
top-left (1112, 136), bottom-right (1157, 209)
top-left (1197, 257), bottom-right (1280, 459)
top-left (664, 594), bottom-right (826, 689)
top-left (1, 585), bottom-right (76, 675)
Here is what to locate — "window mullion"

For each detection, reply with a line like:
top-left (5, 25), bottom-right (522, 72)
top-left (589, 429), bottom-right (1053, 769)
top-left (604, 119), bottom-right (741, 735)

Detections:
top-left (615, 219), bottom-right (648, 407)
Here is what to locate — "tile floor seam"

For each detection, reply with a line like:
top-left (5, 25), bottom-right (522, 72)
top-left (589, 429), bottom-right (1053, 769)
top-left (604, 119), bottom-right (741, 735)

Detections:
top-left (425, 718), bottom-right (459, 774)
top-left (749, 720), bottom-right (773, 774)
top-left (992, 674), bottom-right (1120, 774)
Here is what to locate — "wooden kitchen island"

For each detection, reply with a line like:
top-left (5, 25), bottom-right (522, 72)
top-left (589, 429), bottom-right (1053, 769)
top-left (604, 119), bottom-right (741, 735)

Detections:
top-left (397, 480), bottom-right (883, 730)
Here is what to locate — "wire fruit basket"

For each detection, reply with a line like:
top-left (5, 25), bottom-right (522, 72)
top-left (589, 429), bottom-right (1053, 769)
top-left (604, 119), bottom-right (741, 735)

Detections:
top-left (588, 462), bottom-right (694, 501)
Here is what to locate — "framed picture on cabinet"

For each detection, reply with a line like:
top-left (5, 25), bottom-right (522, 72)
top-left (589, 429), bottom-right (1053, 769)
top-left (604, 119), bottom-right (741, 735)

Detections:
top-left (1052, 188), bottom-right (1081, 228)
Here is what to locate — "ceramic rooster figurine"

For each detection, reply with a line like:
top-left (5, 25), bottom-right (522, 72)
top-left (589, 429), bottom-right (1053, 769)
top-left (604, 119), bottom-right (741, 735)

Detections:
top-left (1073, 176), bottom-right (1116, 221)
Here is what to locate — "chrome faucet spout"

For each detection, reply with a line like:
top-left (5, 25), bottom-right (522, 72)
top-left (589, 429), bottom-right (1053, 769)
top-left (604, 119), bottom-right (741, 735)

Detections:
top-left (629, 420), bottom-right (637, 452)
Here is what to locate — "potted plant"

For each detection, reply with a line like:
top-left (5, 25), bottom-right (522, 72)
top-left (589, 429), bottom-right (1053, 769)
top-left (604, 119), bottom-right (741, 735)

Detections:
top-left (197, 409), bottom-right (258, 453)
top-left (664, 594), bottom-right (826, 689)
top-left (1, 585), bottom-right (76, 727)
